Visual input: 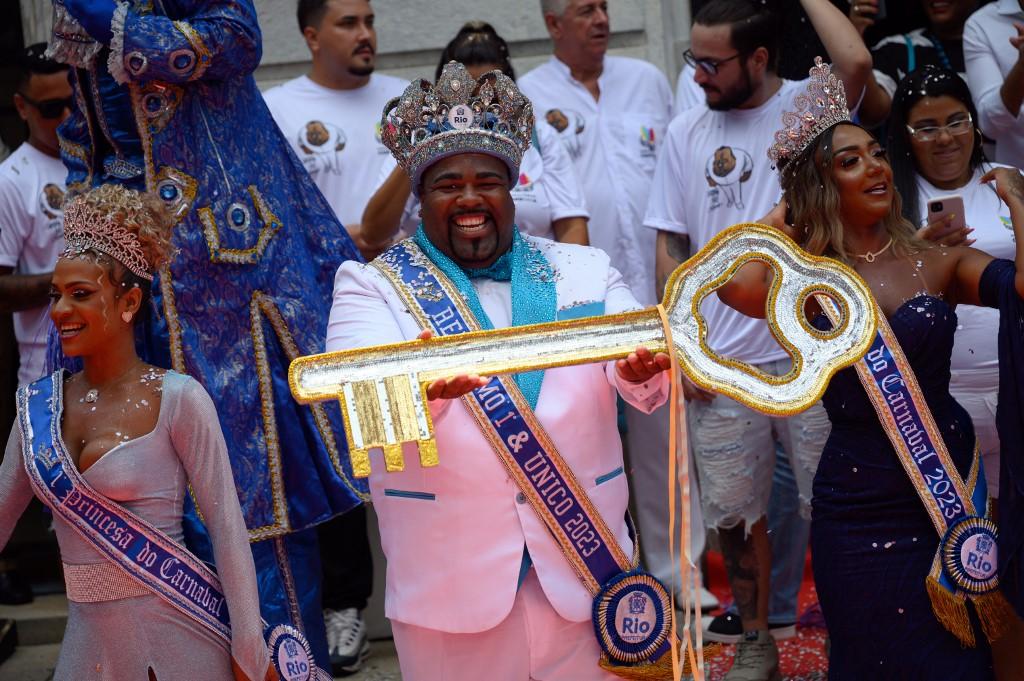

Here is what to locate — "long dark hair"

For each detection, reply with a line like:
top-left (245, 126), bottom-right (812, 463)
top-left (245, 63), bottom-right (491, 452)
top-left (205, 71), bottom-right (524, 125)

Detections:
top-left (886, 66), bottom-right (987, 225)
top-left (436, 22), bottom-right (514, 81)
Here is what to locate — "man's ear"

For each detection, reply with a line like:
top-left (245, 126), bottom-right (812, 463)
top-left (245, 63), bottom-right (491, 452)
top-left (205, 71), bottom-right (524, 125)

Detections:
top-left (543, 12), bottom-right (562, 40)
top-left (303, 25), bottom-right (320, 54)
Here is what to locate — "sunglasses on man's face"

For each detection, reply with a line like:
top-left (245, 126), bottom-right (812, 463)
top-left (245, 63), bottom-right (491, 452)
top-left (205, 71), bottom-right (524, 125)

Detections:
top-left (19, 94), bottom-right (73, 119)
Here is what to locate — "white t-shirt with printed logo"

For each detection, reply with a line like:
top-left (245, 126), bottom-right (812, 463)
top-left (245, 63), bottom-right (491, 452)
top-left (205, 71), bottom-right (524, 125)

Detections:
top-left (520, 56), bottom-right (673, 305)
top-left (917, 163), bottom-right (1018, 383)
top-left (0, 142), bottom-right (67, 386)
top-left (381, 121), bottom-right (589, 242)
top-left (644, 79), bottom-right (811, 365)
top-left (263, 73), bottom-right (408, 226)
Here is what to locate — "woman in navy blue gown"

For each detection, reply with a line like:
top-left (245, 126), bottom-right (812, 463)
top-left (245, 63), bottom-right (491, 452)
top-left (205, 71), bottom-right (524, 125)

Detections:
top-left (718, 60), bottom-right (1024, 679)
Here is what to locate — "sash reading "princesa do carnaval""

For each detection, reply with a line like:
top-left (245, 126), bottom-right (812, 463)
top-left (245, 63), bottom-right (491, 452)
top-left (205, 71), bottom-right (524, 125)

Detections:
top-left (16, 374), bottom-right (330, 681)
top-left (821, 303), bottom-right (1015, 647)
top-left (374, 240), bottom-right (675, 678)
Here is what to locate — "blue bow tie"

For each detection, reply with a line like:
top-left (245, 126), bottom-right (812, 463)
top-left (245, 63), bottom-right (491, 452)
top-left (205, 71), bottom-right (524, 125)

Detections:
top-left (464, 249), bottom-right (513, 281)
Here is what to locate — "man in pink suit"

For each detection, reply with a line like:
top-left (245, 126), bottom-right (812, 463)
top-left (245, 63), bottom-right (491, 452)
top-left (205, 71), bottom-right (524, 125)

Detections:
top-left (325, 63), bottom-right (672, 680)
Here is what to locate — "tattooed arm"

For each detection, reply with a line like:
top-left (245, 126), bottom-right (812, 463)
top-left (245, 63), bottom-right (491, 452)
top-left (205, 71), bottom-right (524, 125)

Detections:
top-left (952, 168), bottom-right (1024, 305)
top-left (655, 229), bottom-right (690, 301)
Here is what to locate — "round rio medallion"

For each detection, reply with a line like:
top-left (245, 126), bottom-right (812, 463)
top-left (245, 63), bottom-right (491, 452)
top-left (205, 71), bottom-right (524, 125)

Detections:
top-left (942, 516), bottom-right (999, 595)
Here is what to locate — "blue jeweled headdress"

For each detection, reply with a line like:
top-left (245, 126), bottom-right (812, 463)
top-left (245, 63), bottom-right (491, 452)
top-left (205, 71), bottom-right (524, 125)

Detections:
top-left (381, 61), bottom-right (534, 195)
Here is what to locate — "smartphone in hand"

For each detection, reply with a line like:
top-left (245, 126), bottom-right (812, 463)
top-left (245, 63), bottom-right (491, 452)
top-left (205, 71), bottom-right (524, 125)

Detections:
top-left (927, 195), bottom-right (966, 233)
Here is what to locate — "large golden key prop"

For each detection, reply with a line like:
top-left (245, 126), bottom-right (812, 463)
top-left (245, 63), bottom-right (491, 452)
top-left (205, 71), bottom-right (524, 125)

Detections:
top-left (290, 224), bottom-right (877, 477)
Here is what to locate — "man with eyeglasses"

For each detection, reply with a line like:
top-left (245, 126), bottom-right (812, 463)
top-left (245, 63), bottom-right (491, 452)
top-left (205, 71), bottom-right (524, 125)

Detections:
top-left (0, 42), bottom-right (70, 646)
top-left (644, 1), bottom-right (870, 679)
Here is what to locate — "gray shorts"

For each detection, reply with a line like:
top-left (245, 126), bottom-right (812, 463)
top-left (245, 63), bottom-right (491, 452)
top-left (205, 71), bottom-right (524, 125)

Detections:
top-left (688, 357), bottom-right (830, 530)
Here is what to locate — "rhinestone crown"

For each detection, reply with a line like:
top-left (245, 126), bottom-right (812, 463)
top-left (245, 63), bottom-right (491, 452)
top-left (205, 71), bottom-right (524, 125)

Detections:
top-left (381, 61), bottom-right (534, 194)
top-left (768, 57), bottom-right (851, 171)
top-left (61, 195), bottom-right (154, 281)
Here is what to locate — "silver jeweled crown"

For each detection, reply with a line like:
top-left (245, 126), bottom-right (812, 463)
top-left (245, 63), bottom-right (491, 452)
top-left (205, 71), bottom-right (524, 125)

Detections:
top-left (768, 57), bottom-right (851, 170)
top-left (381, 61), bottom-right (534, 193)
top-left (61, 195), bottom-right (154, 281)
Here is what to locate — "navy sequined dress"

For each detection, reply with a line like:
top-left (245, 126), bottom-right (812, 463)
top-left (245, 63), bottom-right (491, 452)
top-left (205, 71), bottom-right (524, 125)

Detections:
top-left (811, 295), bottom-right (994, 680)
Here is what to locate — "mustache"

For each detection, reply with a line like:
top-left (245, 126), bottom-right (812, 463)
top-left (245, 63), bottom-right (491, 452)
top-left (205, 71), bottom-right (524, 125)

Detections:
top-left (353, 41), bottom-right (374, 55)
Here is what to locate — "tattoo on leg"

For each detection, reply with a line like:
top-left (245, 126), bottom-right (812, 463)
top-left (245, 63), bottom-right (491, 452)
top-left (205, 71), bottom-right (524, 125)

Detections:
top-left (719, 524), bottom-right (759, 622)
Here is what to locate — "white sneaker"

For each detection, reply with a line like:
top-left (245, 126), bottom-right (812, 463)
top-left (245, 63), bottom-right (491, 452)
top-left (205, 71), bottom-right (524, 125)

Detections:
top-left (324, 607), bottom-right (370, 676)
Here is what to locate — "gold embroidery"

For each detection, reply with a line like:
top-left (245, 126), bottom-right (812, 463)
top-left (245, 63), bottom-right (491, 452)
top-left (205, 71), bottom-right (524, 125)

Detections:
top-left (171, 21), bottom-right (212, 81)
top-left (199, 186), bottom-right (281, 264)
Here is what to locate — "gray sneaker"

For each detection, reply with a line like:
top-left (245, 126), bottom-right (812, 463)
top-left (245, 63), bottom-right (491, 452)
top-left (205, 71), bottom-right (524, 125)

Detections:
top-left (324, 607), bottom-right (370, 677)
top-left (723, 629), bottom-right (781, 681)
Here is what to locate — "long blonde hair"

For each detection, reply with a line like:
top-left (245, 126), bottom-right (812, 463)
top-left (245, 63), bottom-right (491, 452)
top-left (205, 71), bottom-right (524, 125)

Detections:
top-left (780, 123), bottom-right (924, 263)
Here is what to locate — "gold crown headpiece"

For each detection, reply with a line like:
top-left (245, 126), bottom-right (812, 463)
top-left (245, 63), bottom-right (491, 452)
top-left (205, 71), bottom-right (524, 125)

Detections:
top-left (61, 195), bottom-right (154, 281)
top-left (381, 61), bottom-right (534, 194)
top-left (768, 57), bottom-right (851, 172)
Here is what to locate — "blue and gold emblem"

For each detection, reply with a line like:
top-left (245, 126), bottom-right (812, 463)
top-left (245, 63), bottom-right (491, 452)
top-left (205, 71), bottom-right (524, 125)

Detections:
top-left (593, 570), bottom-right (672, 665)
top-left (942, 516), bottom-right (999, 595)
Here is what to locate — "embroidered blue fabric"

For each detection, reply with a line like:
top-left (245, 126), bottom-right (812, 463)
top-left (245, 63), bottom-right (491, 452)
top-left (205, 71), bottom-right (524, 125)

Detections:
top-left (412, 225), bottom-right (556, 408)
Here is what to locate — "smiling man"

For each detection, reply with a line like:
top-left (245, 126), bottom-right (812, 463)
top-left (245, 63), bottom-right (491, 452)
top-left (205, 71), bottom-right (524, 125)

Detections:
top-left (326, 63), bottom-right (672, 681)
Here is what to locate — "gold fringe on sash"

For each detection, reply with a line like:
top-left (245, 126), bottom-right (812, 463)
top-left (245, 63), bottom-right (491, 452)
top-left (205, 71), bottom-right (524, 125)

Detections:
top-left (926, 575), bottom-right (975, 647)
top-left (599, 646), bottom-right (720, 680)
top-left (972, 589), bottom-right (1017, 644)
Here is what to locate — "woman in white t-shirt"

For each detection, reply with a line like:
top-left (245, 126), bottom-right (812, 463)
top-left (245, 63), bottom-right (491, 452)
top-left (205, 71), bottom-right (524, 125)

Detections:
top-left (888, 66), bottom-right (1020, 497)
top-left (360, 22), bottom-right (589, 255)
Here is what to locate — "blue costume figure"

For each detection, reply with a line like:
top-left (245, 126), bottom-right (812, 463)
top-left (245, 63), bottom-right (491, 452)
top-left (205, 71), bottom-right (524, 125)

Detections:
top-left (45, 0), bottom-right (368, 666)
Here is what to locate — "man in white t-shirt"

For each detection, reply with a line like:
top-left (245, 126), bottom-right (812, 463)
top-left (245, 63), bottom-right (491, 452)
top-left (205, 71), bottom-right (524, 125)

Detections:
top-left (964, 0), bottom-right (1024, 168)
top-left (264, 0), bottom-right (406, 261)
top-left (0, 45), bottom-right (70, 390)
top-left (263, 1), bottom-right (405, 674)
top-left (0, 43), bottom-right (70, 617)
top-left (644, 1), bottom-right (869, 678)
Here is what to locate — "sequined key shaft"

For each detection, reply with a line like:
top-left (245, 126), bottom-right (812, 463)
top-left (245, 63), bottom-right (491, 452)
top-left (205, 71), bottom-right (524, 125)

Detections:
top-left (289, 224), bottom-right (878, 477)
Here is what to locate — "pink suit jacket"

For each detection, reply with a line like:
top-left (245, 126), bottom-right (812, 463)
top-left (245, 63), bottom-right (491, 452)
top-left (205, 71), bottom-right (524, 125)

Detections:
top-left (325, 237), bottom-right (668, 633)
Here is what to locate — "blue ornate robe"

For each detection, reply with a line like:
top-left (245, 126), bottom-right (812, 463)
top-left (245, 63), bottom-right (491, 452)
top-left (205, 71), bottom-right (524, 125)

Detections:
top-left (54, 0), bottom-right (368, 538)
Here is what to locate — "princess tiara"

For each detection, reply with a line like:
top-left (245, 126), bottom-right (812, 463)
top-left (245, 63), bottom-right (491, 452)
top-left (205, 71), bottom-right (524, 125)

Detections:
top-left (767, 57), bottom-right (851, 169)
top-left (381, 61), bottom-right (534, 194)
top-left (61, 195), bottom-right (154, 281)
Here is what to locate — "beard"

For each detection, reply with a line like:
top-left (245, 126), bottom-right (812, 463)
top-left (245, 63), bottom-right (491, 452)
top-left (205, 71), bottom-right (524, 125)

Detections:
top-left (348, 63), bottom-right (375, 77)
top-left (450, 226), bottom-right (499, 264)
top-left (705, 64), bottom-right (755, 112)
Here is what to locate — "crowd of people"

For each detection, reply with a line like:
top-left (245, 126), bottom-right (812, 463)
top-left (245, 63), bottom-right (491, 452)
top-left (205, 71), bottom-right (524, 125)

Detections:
top-left (0, 0), bottom-right (1023, 680)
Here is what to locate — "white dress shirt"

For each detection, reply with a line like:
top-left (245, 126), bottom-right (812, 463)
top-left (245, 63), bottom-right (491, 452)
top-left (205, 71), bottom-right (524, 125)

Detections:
top-left (964, 0), bottom-right (1024, 168)
top-left (520, 56), bottom-right (673, 305)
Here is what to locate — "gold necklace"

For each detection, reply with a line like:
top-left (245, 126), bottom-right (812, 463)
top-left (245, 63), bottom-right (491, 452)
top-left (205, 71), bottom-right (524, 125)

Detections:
top-left (855, 237), bottom-right (894, 263)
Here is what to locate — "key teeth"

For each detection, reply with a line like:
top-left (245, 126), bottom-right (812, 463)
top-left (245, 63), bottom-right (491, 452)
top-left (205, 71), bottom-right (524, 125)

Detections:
top-left (418, 439), bottom-right (439, 468)
top-left (383, 443), bottom-right (406, 472)
top-left (350, 448), bottom-right (372, 479)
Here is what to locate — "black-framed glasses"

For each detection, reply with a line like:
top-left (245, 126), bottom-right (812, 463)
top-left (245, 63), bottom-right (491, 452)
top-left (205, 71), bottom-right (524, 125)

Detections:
top-left (682, 49), bottom-right (743, 76)
top-left (18, 94), bottom-right (73, 119)
top-left (906, 114), bottom-right (974, 143)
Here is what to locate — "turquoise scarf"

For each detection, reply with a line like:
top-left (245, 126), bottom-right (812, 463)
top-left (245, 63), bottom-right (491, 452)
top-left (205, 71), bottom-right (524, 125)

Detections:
top-left (413, 225), bottom-right (556, 408)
